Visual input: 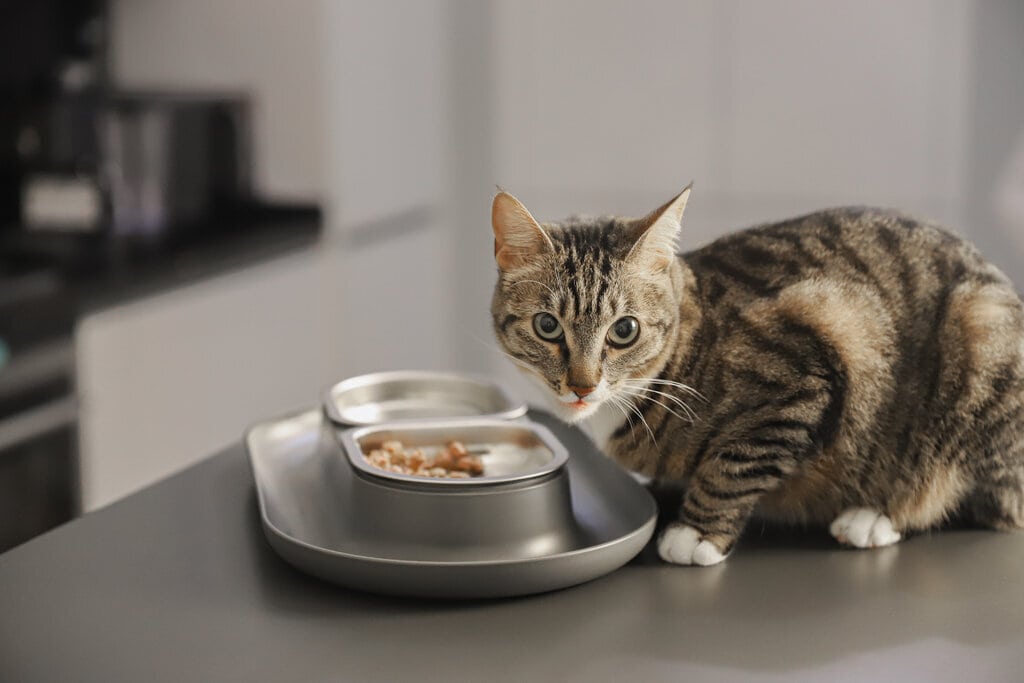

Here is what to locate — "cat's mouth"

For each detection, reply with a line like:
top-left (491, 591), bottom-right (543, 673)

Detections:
top-left (558, 395), bottom-right (596, 411)
top-left (557, 392), bottom-right (601, 407)
top-left (552, 384), bottom-right (607, 422)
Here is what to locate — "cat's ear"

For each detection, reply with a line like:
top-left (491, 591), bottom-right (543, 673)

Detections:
top-left (492, 191), bottom-right (555, 271)
top-left (627, 183), bottom-right (692, 272)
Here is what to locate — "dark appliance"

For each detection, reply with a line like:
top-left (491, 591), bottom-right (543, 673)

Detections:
top-left (101, 92), bottom-right (253, 238)
top-left (0, 0), bottom-right (109, 227)
top-left (0, 258), bottom-right (77, 552)
top-left (13, 92), bottom-right (253, 239)
top-left (3, 2), bottom-right (252, 240)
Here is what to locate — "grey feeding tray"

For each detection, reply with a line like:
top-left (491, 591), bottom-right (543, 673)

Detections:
top-left (247, 409), bottom-right (657, 599)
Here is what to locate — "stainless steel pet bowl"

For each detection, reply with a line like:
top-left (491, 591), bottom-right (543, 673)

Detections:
top-left (335, 419), bottom-right (576, 558)
top-left (323, 370), bottom-right (527, 427)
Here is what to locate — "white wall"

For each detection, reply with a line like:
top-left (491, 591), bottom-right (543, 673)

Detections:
top-left (320, 0), bottom-right (449, 231)
top-left (968, 0), bottom-right (1024, 270)
top-left (109, 0), bottom-right (325, 203)
top-left (491, 0), bottom-right (972, 241)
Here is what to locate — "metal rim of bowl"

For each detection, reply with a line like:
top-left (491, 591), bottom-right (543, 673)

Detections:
top-left (321, 370), bottom-right (528, 427)
top-left (337, 418), bottom-right (569, 488)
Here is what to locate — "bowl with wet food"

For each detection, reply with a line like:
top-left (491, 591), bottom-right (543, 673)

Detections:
top-left (337, 419), bottom-right (576, 554)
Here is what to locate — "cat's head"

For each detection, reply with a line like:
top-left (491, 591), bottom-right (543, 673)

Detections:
top-left (490, 186), bottom-right (691, 423)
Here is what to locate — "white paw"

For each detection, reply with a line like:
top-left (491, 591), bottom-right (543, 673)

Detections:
top-left (657, 524), bottom-right (727, 566)
top-left (829, 507), bottom-right (902, 548)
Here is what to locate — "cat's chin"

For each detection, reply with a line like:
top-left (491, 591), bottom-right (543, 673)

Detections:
top-left (548, 398), bottom-right (602, 424)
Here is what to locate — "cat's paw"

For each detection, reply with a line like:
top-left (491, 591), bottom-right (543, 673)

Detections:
top-left (657, 524), bottom-right (727, 566)
top-left (829, 507), bottom-right (902, 548)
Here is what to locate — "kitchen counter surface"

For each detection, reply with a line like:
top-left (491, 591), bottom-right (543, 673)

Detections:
top-left (1, 415), bottom-right (1023, 682)
top-left (0, 203), bottom-right (321, 314)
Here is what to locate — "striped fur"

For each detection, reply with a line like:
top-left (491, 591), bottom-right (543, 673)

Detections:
top-left (492, 192), bottom-right (1024, 562)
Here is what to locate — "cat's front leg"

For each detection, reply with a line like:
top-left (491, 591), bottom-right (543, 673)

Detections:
top-left (658, 449), bottom-right (797, 566)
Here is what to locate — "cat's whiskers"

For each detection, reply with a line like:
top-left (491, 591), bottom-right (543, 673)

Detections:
top-left (621, 378), bottom-right (708, 403)
top-left (612, 392), bottom-right (658, 447)
top-left (616, 380), bottom-right (700, 422)
top-left (614, 382), bottom-right (696, 413)
top-left (610, 393), bottom-right (636, 434)
top-left (616, 386), bottom-right (694, 426)
top-left (620, 384), bottom-right (701, 423)
top-left (606, 394), bottom-right (637, 447)
top-left (606, 389), bottom-right (663, 448)
top-left (621, 377), bottom-right (707, 403)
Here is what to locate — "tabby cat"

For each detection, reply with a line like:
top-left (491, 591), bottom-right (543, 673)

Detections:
top-left (490, 186), bottom-right (1024, 566)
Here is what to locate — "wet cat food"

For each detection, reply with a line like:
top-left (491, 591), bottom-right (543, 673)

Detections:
top-left (365, 440), bottom-right (485, 478)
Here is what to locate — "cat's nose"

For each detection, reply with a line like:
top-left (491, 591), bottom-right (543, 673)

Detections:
top-left (569, 385), bottom-right (597, 399)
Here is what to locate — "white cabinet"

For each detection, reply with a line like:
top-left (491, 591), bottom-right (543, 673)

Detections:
top-left (76, 249), bottom-right (335, 511)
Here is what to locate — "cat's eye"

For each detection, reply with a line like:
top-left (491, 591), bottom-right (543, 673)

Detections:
top-left (533, 312), bottom-right (564, 341)
top-left (607, 316), bottom-right (640, 347)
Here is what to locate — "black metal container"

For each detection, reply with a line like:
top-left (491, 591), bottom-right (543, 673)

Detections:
top-left (101, 92), bottom-right (252, 238)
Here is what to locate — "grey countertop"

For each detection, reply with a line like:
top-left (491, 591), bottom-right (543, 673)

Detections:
top-left (1, 419), bottom-right (1023, 682)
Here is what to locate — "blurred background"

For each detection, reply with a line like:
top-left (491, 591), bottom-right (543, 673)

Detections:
top-left (1, 0), bottom-right (1022, 550)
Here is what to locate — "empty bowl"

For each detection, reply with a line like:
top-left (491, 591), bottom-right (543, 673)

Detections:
top-left (323, 370), bottom-right (527, 427)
